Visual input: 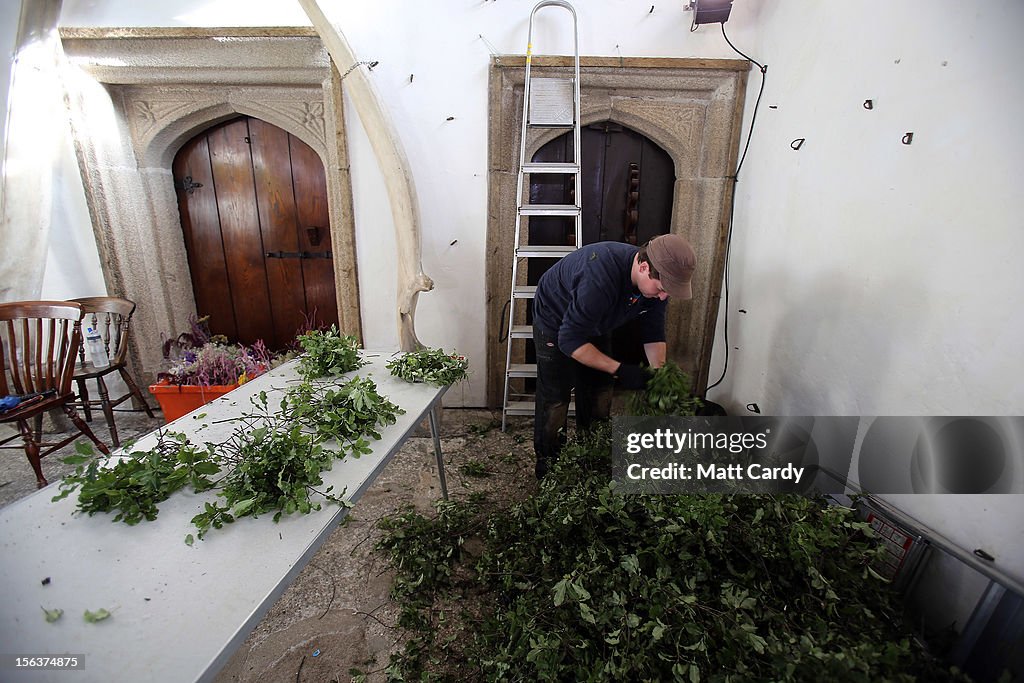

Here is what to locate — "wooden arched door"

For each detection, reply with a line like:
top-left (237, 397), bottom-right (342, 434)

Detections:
top-left (526, 123), bottom-right (674, 363)
top-left (172, 116), bottom-right (338, 350)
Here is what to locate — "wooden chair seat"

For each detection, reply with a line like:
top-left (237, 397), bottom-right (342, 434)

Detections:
top-left (70, 360), bottom-right (124, 380)
top-left (0, 394), bottom-right (65, 422)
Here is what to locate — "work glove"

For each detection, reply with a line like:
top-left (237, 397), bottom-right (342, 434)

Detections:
top-left (614, 363), bottom-right (649, 390)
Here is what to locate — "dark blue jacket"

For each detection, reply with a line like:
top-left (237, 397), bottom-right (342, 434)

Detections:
top-left (532, 242), bottom-right (667, 357)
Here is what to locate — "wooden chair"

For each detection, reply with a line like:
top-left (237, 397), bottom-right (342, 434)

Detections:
top-left (69, 297), bottom-right (155, 448)
top-left (0, 301), bottom-right (111, 488)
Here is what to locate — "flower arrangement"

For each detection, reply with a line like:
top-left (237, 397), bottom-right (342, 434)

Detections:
top-left (158, 315), bottom-right (272, 387)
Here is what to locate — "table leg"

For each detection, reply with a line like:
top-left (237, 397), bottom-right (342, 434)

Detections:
top-left (428, 406), bottom-right (448, 501)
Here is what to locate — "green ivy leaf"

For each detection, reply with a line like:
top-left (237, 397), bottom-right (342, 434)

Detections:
top-left (42, 607), bottom-right (63, 623)
top-left (552, 578), bottom-right (567, 607)
top-left (83, 608), bottom-right (111, 623)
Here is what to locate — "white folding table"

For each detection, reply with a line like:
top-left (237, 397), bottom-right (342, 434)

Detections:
top-left (0, 352), bottom-right (448, 682)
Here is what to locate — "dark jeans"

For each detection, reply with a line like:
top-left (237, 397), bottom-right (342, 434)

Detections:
top-left (533, 324), bottom-right (614, 477)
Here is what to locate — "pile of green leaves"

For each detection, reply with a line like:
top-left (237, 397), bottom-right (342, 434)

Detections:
top-left (377, 498), bottom-right (484, 630)
top-left (376, 429), bottom-right (968, 682)
top-left (627, 360), bottom-right (703, 416)
top-left (189, 381), bottom-right (403, 541)
top-left (52, 434), bottom-right (219, 524)
top-left (189, 422), bottom-right (335, 541)
top-left (56, 377), bottom-right (403, 543)
top-left (386, 347), bottom-right (469, 387)
top-left (286, 376), bottom-right (404, 446)
top-left (296, 325), bottom-right (365, 380)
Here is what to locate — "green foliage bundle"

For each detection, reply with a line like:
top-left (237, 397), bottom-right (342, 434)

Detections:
top-left (52, 435), bottom-right (219, 524)
top-left (627, 360), bottom-right (703, 416)
top-left (56, 377), bottom-right (403, 543)
top-left (189, 422), bottom-right (336, 541)
top-left (286, 376), bottom-right (404, 446)
top-left (296, 325), bottom-right (365, 380)
top-left (386, 347), bottom-right (469, 387)
top-left (376, 429), bottom-right (968, 682)
top-left (189, 382), bottom-right (403, 541)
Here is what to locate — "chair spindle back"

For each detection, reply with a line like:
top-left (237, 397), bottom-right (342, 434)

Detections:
top-left (0, 302), bottom-right (83, 397)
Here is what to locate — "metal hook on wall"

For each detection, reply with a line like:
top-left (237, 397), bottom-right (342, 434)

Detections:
top-left (790, 138), bottom-right (805, 151)
top-left (863, 99), bottom-right (874, 110)
top-left (902, 132), bottom-right (914, 145)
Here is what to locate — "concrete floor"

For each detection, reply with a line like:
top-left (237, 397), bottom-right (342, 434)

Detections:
top-left (0, 402), bottom-right (537, 683)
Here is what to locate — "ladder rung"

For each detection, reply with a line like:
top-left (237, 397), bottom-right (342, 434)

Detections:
top-left (526, 122), bottom-right (576, 129)
top-left (516, 245), bottom-right (576, 258)
top-left (512, 286), bottom-right (536, 299)
top-left (507, 363), bottom-right (537, 377)
top-left (522, 162), bottom-right (579, 174)
top-left (510, 325), bottom-right (533, 339)
top-left (505, 400), bottom-right (576, 416)
top-left (519, 204), bottom-right (580, 217)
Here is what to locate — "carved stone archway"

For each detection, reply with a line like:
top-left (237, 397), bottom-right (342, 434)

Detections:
top-left (59, 28), bottom-right (360, 381)
top-left (486, 56), bottom-right (750, 406)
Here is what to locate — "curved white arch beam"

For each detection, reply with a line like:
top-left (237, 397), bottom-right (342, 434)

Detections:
top-left (298, 0), bottom-right (433, 351)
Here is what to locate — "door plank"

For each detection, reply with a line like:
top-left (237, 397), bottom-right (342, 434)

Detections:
top-left (636, 138), bottom-right (675, 246)
top-left (598, 129), bottom-right (643, 244)
top-left (249, 118), bottom-right (308, 349)
top-left (173, 135), bottom-right (238, 340)
top-left (207, 119), bottom-right (274, 347)
top-left (290, 135), bottom-right (339, 331)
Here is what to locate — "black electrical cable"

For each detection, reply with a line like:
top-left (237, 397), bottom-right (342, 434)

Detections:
top-left (705, 22), bottom-right (767, 394)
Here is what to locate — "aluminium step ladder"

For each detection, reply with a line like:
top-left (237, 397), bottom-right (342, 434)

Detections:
top-left (501, 0), bottom-right (582, 431)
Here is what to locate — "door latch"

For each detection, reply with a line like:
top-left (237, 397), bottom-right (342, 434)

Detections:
top-left (265, 251), bottom-right (333, 259)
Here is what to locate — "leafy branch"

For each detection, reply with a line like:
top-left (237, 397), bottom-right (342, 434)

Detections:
top-left (296, 326), bottom-right (365, 380)
top-left (626, 360), bottom-right (702, 416)
top-left (56, 371), bottom-right (405, 543)
top-left (52, 434), bottom-right (219, 525)
top-left (386, 347), bottom-right (469, 387)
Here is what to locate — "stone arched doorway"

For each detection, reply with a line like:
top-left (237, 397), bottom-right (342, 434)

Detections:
top-left (60, 29), bottom-right (360, 381)
top-left (486, 56), bottom-right (751, 405)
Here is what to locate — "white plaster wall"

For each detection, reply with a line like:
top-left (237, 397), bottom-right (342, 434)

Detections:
top-left (39, 0), bottom-right (1024, 598)
top-left (702, 0), bottom-right (1024, 600)
top-left (708, 0), bottom-right (1024, 417)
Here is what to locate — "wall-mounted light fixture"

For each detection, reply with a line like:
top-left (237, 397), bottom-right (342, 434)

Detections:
top-left (683, 0), bottom-right (734, 25)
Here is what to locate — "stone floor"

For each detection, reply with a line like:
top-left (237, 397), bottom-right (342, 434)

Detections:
top-left (0, 403), bottom-right (538, 683)
top-left (0, 408), bottom-right (166, 508)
